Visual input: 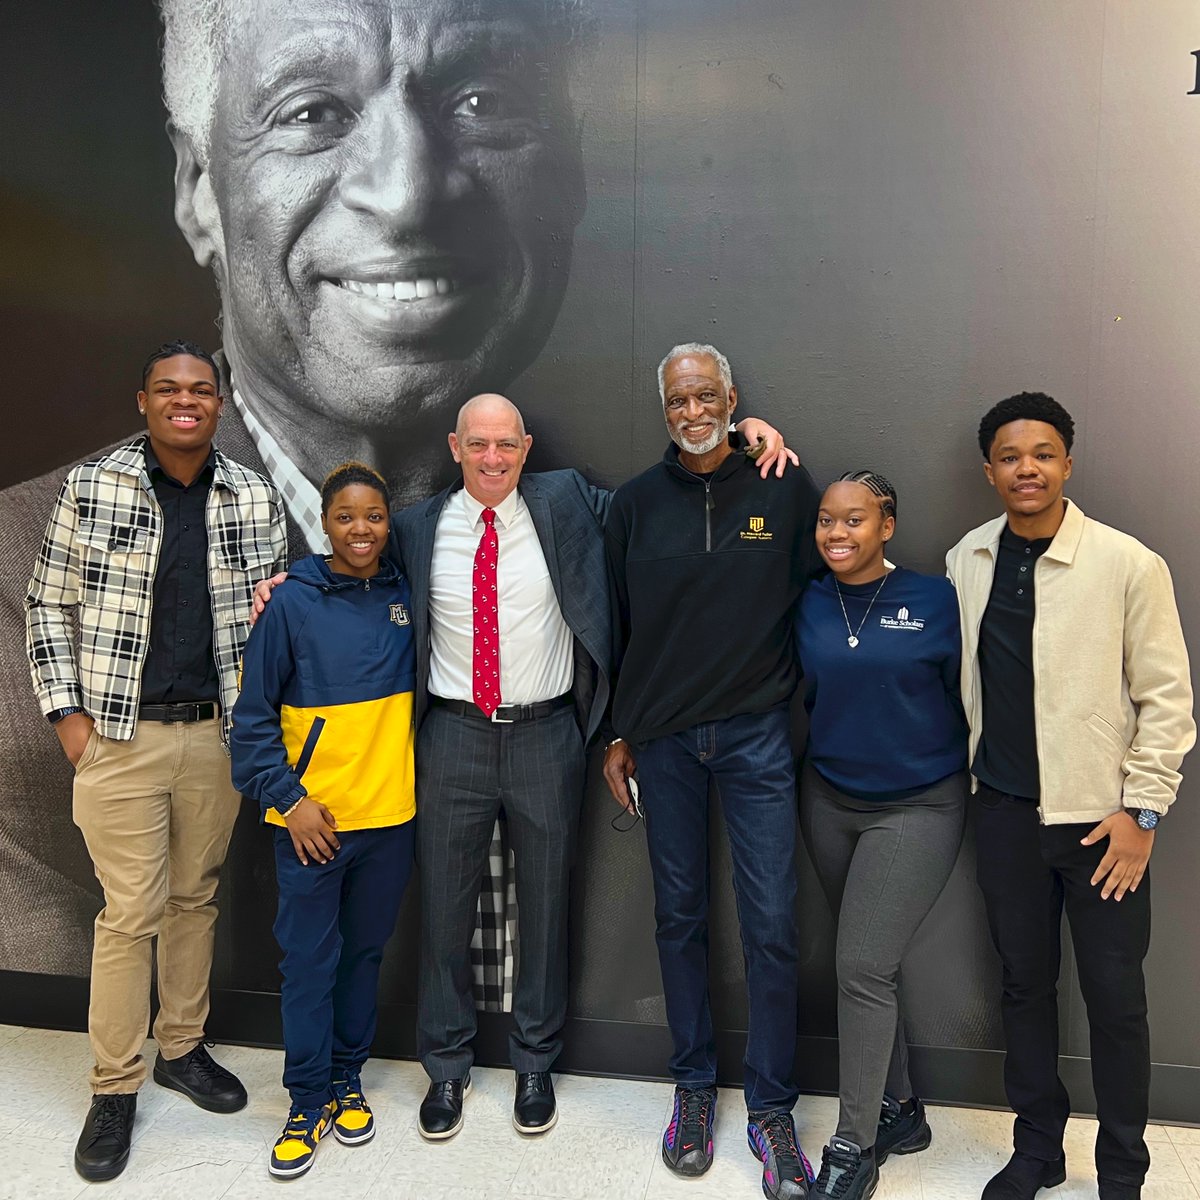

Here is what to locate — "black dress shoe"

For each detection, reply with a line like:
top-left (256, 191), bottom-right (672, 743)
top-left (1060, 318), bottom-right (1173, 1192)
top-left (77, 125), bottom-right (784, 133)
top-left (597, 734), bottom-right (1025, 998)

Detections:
top-left (75, 1093), bottom-right (137, 1182)
top-left (419, 1075), bottom-right (471, 1141)
top-left (513, 1071), bottom-right (557, 1135)
top-left (153, 1042), bottom-right (247, 1113)
top-left (982, 1151), bottom-right (1067, 1199)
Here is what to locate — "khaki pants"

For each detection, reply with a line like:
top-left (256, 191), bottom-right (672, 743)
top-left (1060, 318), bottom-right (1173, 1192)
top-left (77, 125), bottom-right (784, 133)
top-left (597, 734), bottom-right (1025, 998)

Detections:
top-left (72, 718), bottom-right (241, 1094)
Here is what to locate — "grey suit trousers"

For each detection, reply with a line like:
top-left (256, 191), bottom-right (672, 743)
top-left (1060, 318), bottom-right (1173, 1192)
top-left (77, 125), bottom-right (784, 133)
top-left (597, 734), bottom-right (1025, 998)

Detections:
top-left (416, 704), bottom-right (585, 1079)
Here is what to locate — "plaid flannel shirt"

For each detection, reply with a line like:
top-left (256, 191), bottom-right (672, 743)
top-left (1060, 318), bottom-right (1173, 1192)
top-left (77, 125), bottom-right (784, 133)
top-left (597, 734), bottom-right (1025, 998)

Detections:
top-left (25, 437), bottom-right (287, 746)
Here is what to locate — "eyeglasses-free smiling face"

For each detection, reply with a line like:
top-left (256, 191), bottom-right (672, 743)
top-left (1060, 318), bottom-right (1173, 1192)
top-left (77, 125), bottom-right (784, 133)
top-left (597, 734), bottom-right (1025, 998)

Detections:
top-left (321, 482), bottom-right (389, 578)
top-left (137, 354), bottom-right (223, 453)
top-left (983, 419), bottom-right (1072, 529)
top-left (449, 394), bottom-right (532, 507)
top-left (174, 0), bottom-right (585, 434)
top-left (661, 353), bottom-right (738, 461)
top-left (816, 481), bottom-right (895, 585)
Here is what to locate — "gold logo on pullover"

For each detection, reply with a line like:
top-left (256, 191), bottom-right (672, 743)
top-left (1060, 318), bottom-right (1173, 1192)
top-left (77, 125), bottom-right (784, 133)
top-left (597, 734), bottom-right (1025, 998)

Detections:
top-left (740, 516), bottom-right (773, 541)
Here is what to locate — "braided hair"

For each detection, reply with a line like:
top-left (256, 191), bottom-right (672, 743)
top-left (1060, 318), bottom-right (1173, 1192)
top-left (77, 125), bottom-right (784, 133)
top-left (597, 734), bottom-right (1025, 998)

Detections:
top-left (834, 470), bottom-right (897, 521)
top-left (320, 462), bottom-right (391, 514)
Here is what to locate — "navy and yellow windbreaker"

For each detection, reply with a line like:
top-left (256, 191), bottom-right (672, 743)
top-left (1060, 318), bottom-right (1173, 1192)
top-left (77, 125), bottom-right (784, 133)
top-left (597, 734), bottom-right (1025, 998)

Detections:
top-left (230, 554), bottom-right (415, 829)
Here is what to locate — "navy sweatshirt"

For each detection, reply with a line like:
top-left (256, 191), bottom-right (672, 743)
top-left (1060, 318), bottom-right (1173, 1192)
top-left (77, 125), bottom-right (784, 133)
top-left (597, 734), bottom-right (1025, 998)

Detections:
top-left (795, 566), bottom-right (967, 799)
top-left (607, 443), bottom-right (822, 743)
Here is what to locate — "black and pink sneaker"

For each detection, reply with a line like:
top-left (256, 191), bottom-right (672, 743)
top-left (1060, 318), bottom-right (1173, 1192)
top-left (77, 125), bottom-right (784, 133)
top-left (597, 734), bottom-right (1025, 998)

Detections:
top-left (662, 1085), bottom-right (717, 1176)
top-left (747, 1109), bottom-right (815, 1199)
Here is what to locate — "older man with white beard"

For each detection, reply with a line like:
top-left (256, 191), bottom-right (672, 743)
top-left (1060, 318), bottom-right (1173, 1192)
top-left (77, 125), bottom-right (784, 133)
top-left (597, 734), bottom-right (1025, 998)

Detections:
top-left (603, 343), bottom-right (823, 1200)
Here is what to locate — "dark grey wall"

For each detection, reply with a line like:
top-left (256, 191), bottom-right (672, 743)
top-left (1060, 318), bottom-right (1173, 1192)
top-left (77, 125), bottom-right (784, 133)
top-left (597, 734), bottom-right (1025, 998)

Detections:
top-left (2, 0), bottom-right (1198, 1115)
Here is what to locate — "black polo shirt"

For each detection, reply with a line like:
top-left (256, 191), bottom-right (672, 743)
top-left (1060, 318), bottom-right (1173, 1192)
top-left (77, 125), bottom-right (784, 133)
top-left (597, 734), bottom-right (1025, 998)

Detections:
top-left (139, 446), bottom-right (220, 705)
top-left (972, 524), bottom-right (1054, 800)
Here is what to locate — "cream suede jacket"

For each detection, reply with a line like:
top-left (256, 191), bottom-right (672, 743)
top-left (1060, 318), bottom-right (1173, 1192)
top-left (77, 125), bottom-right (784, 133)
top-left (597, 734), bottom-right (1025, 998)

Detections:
top-left (946, 500), bottom-right (1194, 825)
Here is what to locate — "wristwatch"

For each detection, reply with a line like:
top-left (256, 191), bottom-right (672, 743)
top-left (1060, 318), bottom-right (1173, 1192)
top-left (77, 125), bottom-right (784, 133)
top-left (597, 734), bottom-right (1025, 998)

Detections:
top-left (1126, 808), bottom-right (1161, 831)
top-left (47, 706), bottom-right (85, 724)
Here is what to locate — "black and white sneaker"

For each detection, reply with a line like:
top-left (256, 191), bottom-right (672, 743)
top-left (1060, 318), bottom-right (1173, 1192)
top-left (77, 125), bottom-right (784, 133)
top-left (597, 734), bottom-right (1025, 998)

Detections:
top-left (811, 1138), bottom-right (879, 1199)
top-left (875, 1094), bottom-right (932, 1163)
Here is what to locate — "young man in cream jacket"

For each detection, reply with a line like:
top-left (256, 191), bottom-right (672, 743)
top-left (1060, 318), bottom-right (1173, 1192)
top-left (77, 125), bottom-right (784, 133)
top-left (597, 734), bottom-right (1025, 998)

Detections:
top-left (946, 392), bottom-right (1194, 1200)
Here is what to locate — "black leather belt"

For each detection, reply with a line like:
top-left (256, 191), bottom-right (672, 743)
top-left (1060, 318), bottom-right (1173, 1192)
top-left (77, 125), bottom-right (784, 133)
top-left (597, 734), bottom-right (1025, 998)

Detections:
top-left (138, 702), bottom-right (219, 724)
top-left (429, 693), bottom-right (573, 724)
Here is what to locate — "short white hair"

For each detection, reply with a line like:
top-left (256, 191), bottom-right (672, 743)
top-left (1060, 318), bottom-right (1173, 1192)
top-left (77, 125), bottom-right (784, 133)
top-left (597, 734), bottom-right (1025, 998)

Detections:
top-left (158, 0), bottom-right (593, 165)
top-left (657, 343), bottom-right (734, 404)
top-left (158, 0), bottom-right (230, 164)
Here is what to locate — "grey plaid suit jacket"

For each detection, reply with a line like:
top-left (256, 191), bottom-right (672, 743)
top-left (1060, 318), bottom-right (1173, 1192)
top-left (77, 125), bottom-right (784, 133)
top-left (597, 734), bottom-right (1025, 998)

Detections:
top-left (389, 471), bottom-right (613, 743)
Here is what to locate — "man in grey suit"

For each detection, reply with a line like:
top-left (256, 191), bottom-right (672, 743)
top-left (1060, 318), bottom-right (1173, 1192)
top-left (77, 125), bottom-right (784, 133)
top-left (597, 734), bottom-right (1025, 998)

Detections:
top-left (391, 393), bottom-right (612, 1140)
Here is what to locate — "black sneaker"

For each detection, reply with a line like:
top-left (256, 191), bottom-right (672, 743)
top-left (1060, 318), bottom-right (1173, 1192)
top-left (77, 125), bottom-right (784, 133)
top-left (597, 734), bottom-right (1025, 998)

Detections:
top-left (875, 1094), bottom-right (932, 1164)
top-left (661, 1085), bottom-right (716, 1176)
top-left (747, 1108), bottom-right (815, 1200)
top-left (153, 1041), bottom-right (247, 1113)
top-left (981, 1151), bottom-right (1067, 1199)
top-left (811, 1138), bottom-right (879, 1199)
top-left (418, 1075), bottom-right (471, 1141)
top-left (75, 1093), bottom-right (137, 1182)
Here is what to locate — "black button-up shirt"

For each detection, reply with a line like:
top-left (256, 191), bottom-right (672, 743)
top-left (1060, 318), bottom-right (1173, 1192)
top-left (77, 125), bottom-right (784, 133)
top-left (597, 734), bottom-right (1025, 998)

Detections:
top-left (139, 446), bottom-right (220, 705)
top-left (972, 524), bottom-right (1054, 800)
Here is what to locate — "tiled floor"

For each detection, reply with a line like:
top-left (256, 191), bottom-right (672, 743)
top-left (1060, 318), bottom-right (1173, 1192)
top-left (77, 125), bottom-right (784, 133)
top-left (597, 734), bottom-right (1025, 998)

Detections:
top-left (3, 1024), bottom-right (1197, 1199)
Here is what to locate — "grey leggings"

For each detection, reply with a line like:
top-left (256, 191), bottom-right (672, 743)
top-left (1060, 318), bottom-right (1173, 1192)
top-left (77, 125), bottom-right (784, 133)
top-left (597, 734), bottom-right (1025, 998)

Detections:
top-left (799, 761), bottom-right (966, 1148)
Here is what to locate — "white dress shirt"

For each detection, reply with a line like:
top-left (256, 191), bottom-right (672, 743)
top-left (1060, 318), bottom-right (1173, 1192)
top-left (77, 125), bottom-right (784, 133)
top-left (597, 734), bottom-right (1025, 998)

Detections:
top-left (428, 486), bottom-right (574, 704)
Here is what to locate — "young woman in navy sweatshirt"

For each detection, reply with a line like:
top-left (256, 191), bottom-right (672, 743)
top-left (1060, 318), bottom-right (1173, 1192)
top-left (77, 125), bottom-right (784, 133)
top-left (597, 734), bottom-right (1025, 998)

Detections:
top-left (794, 471), bottom-right (968, 1200)
top-left (231, 463), bottom-right (416, 1180)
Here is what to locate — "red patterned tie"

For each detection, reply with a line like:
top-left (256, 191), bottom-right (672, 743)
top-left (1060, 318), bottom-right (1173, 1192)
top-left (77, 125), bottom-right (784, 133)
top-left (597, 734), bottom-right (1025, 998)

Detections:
top-left (472, 507), bottom-right (501, 716)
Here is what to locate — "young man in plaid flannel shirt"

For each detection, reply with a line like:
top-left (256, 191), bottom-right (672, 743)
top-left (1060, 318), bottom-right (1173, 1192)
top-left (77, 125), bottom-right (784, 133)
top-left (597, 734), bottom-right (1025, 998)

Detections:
top-left (25, 340), bottom-right (287, 1183)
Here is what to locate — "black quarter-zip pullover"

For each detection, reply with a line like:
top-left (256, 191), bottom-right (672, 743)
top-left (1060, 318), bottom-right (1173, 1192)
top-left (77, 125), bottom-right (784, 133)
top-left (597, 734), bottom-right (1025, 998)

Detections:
top-left (606, 443), bottom-right (821, 743)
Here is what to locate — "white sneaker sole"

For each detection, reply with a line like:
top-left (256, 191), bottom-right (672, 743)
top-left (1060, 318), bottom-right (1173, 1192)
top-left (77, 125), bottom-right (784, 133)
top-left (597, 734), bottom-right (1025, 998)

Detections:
top-left (268, 1156), bottom-right (317, 1179)
top-left (332, 1123), bottom-right (375, 1146)
top-left (513, 1107), bottom-right (558, 1136)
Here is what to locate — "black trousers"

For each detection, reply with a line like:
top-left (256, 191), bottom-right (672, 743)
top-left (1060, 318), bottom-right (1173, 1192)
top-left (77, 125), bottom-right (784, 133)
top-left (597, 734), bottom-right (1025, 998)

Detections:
top-left (973, 786), bottom-right (1151, 1186)
top-left (415, 705), bottom-right (585, 1080)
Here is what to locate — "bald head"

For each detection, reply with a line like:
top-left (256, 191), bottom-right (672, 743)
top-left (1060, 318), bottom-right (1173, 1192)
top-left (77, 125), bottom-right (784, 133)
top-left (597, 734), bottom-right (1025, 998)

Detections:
top-left (455, 393), bottom-right (528, 441)
top-left (450, 393), bottom-right (533, 506)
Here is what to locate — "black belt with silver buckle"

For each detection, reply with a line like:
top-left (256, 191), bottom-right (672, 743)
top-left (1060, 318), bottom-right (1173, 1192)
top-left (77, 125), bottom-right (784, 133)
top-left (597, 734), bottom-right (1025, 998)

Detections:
top-left (429, 693), bottom-right (573, 724)
top-left (138, 702), bottom-right (219, 724)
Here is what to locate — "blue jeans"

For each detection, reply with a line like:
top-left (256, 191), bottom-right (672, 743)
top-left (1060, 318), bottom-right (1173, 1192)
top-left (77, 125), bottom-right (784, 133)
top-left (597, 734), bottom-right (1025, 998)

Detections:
top-left (273, 821), bottom-right (415, 1110)
top-left (636, 706), bottom-right (799, 1112)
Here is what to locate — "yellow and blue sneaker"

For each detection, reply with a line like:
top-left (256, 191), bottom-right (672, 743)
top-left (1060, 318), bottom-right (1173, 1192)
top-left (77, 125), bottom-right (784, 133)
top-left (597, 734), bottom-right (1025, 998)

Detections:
top-left (331, 1075), bottom-right (375, 1145)
top-left (269, 1103), bottom-right (332, 1179)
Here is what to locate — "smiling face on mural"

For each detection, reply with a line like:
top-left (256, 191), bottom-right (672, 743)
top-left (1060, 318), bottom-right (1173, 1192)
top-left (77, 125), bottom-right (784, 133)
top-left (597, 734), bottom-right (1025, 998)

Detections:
top-left (170, 0), bottom-right (585, 439)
